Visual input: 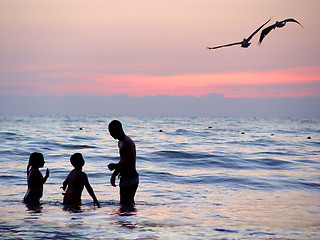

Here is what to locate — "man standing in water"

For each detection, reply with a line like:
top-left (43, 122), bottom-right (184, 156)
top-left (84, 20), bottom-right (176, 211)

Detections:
top-left (108, 120), bottom-right (139, 209)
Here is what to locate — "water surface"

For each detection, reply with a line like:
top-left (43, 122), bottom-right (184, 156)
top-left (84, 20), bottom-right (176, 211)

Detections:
top-left (0, 116), bottom-right (319, 239)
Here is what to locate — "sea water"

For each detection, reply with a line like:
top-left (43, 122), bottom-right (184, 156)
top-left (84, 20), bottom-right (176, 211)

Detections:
top-left (0, 115), bottom-right (319, 239)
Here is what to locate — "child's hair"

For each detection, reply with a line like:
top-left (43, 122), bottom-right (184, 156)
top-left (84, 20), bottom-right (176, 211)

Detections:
top-left (27, 152), bottom-right (45, 174)
top-left (28, 152), bottom-right (45, 168)
top-left (70, 153), bottom-right (85, 169)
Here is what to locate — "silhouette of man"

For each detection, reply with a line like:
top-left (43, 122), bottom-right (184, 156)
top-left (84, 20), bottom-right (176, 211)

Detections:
top-left (108, 120), bottom-right (139, 208)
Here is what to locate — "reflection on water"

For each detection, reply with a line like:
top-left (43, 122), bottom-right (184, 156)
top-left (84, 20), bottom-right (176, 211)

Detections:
top-left (25, 203), bottom-right (43, 215)
top-left (1, 181), bottom-right (320, 239)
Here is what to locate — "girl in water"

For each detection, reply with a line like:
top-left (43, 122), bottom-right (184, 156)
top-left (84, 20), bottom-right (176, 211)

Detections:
top-left (24, 152), bottom-right (50, 205)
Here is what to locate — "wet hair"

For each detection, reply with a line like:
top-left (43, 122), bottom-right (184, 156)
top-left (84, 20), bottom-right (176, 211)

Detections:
top-left (70, 153), bottom-right (85, 169)
top-left (28, 152), bottom-right (45, 168)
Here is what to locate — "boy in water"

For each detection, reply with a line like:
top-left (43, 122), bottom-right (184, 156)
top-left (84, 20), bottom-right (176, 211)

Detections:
top-left (108, 120), bottom-right (139, 208)
top-left (62, 153), bottom-right (100, 208)
top-left (24, 152), bottom-right (50, 205)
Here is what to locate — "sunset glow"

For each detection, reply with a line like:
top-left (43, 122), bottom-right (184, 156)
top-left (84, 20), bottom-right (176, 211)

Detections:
top-left (1, 0), bottom-right (320, 102)
top-left (1, 64), bottom-right (319, 98)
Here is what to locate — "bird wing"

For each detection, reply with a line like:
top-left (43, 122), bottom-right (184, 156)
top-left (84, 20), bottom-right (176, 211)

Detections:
top-left (282, 18), bottom-right (304, 28)
top-left (246, 18), bottom-right (271, 41)
top-left (258, 24), bottom-right (276, 44)
top-left (207, 41), bottom-right (242, 50)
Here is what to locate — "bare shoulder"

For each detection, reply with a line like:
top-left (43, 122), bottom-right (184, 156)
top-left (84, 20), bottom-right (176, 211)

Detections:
top-left (29, 168), bottom-right (42, 178)
top-left (69, 169), bottom-right (87, 179)
top-left (123, 135), bottom-right (135, 147)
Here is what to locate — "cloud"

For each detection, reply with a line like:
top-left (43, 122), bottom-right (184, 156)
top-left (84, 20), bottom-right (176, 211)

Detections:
top-left (1, 65), bottom-right (319, 98)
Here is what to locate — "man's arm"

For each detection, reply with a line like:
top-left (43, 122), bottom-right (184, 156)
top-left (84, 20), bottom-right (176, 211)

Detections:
top-left (110, 168), bottom-right (120, 187)
top-left (108, 163), bottom-right (119, 171)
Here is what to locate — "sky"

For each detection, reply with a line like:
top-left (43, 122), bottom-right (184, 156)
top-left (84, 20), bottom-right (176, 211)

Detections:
top-left (0, 0), bottom-right (320, 116)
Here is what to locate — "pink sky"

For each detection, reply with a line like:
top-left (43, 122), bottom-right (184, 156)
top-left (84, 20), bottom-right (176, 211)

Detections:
top-left (0, 0), bottom-right (319, 99)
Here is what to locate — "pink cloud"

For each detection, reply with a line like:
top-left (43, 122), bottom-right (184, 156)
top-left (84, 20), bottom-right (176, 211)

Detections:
top-left (1, 65), bottom-right (319, 98)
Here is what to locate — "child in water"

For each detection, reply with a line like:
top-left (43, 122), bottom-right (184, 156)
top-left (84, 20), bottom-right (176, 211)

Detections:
top-left (62, 153), bottom-right (100, 208)
top-left (24, 152), bottom-right (50, 205)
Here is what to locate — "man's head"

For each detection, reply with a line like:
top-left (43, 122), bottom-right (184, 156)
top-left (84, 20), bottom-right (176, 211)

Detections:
top-left (108, 120), bottom-right (125, 140)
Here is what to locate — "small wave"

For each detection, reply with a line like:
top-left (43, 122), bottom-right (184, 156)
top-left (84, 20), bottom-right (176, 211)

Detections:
top-left (172, 129), bottom-right (190, 135)
top-left (298, 181), bottom-right (320, 189)
top-left (287, 180), bottom-right (320, 190)
top-left (0, 175), bottom-right (22, 179)
top-left (42, 199), bottom-right (169, 209)
top-left (307, 141), bottom-right (320, 147)
top-left (150, 151), bottom-right (236, 169)
top-left (0, 131), bottom-right (27, 142)
top-left (0, 132), bottom-right (18, 137)
top-left (0, 149), bottom-right (30, 156)
top-left (153, 150), bottom-right (212, 160)
top-left (0, 223), bottom-right (91, 240)
top-left (141, 170), bottom-right (276, 190)
top-left (71, 136), bottom-right (97, 141)
top-left (149, 150), bottom-right (294, 171)
top-left (135, 200), bottom-right (168, 207)
top-left (0, 175), bottom-right (24, 183)
top-left (299, 119), bottom-right (319, 124)
top-left (31, 141), bottom-right (97, 150)
top-left (254, 151), bottom-right (301, 157)
top-left (214, 228), bottom-right (238, 233)
top-left (240, 138), bottom-right (282, 147)
top-left (275, 129), bottom-right (298, 134)
top-left (248, 157), bottom-right (294, 170)
top-left (249, 231), bottom-right (276, 237)
top-left (55, 143), bottom-right (97, 150)
top-left (86, 172), bottom-right (107, 179)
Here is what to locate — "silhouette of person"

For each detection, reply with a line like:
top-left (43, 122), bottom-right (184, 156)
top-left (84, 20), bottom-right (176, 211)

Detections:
top-left (108, 120), bottom-right (139, 209)
top-left (24, 152), bottom-right (50, 205)
top-left (62, 153), bottom-right (100, 208)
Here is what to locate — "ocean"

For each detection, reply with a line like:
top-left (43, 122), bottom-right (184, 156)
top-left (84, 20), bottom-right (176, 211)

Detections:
top-left (0, 115), bottom-right (319, 239)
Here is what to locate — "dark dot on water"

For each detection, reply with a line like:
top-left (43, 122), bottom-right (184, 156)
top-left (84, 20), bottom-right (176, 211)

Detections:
top-left (208, 126), bottom-right (212, 129)
top-left (271, 133), bottom-right (274, 136)
top-left (79, 128), bottom-right (83, 130)
top-left (159, 129), bottom-right (163, 132)
top-left (241, 132), bottom-right (245, 134)
top-left (307, 136), bottom-right (311, 139)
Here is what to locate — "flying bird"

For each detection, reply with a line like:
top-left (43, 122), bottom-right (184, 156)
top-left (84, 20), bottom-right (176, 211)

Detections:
top-left (259, 18), bottom-right (303, 44)
top-left (207, 18), bottom-right (271, 50)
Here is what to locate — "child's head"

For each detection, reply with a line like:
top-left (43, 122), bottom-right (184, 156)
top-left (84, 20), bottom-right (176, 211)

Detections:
top-left (28, 152), bottom-right (45, 168)
top-left (70, 153), bottom-right (85, 169)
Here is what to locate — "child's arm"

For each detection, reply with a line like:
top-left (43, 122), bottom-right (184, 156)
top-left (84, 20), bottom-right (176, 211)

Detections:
top-left (84, 174), bottom-right (100, 207)
top-left (41, 168), bottom-right (49, 184)
top-left (61, 175), bottom-right (69, 191)
top-left (27, 164), bottom-right (31, 176)
top-left (42, 168), bottom-right (50, 184)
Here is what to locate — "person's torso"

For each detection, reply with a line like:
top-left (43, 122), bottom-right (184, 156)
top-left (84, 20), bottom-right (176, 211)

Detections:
top-left (66, 169), bottom-right (85, 198)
